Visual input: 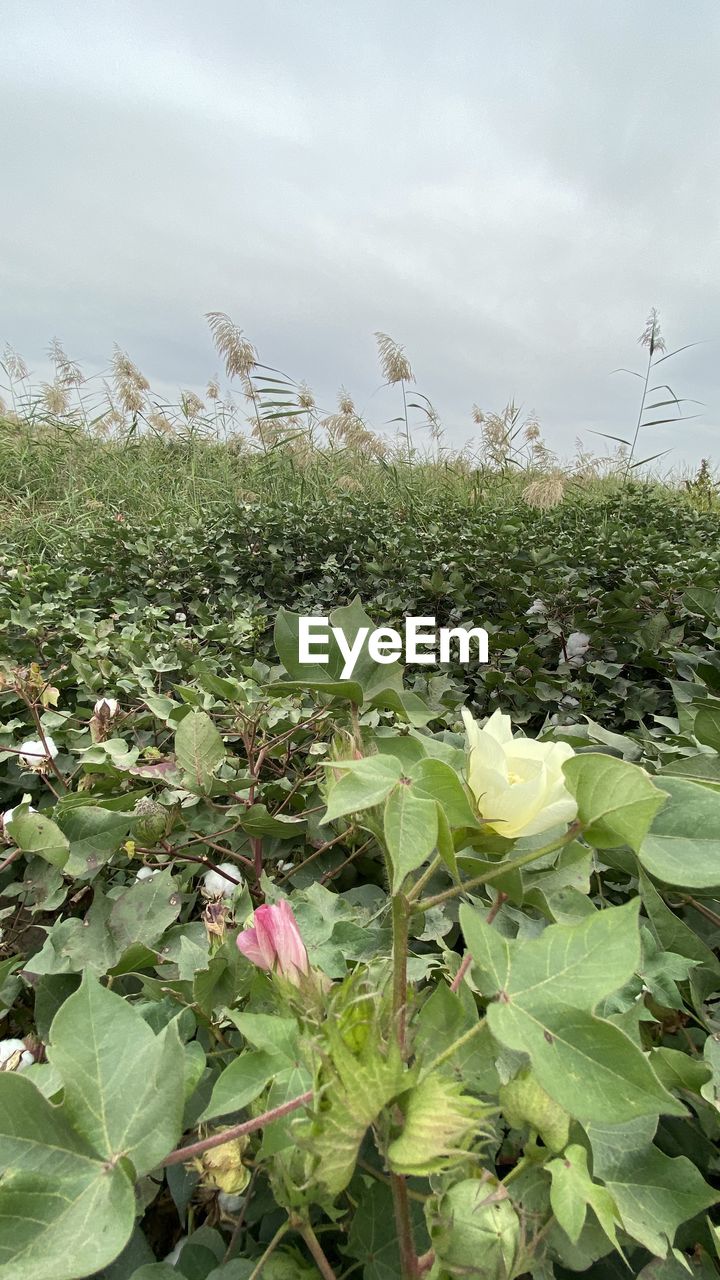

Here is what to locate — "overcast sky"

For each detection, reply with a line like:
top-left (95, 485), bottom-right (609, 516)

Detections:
top-left (2, 1), bottom-right (719, 466)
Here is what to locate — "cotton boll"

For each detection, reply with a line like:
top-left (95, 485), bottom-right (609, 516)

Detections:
top-left (0, 1038), bottom-right (34, 1072)
top-left (163, 1237), bottom-right (187, 1265)
top-left (135, 866), bottom-right (160, 882)
top-left (1, 804), bottom-right (36, 839)
top-left (218, 1191), bottom-right (245, 1214)
top-left (565, 632), bottom-right (591, 661)
top-left (93, 697), bottom-right (119, 718)
top-left (525, 599), bottom-right (547, 617)
top-left (18, 737), bottom-right (58, 770)
top-left (202, 862), bottom-right (243, 897)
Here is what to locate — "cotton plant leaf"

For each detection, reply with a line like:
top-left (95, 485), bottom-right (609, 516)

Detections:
top-left (460, 900), bottom-right (684, 1121)
top-left (0, 1073), bottom-right (135, 1280)
top-left (47, 974), bottom-right (185, 1176)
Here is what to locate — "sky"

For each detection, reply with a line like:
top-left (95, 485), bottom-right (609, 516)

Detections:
top-left (2, 1), bottom-right (719, 466)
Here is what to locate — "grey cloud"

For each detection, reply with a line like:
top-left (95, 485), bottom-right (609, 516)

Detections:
top-left (1, 0), bottom-right (719, 465)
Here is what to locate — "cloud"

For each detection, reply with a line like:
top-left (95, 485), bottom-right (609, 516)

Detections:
top-left (1, 0), bottom-right (718, 466)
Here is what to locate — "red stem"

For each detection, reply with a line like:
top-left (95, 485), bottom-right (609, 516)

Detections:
top-left (163, 1089), bottom-right (312, 1167)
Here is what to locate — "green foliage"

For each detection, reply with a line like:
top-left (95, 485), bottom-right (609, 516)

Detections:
top-left (1, 477), bottom-right (720, 1277)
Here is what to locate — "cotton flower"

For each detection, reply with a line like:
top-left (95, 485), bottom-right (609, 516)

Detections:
top-left (18, 738), bottom-right (58, 771)
top-left (236, 900), bottom-right (309, 986)
top-left (0, 1038), bottom-right (34, 1072)
top-left (202, 862), bottom-right (243, 898)
top-left (462, 707), bottom-right (577, 839)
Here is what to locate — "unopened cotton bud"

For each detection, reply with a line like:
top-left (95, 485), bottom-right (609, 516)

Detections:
top-left (202, 862), bottom-right (243, 898)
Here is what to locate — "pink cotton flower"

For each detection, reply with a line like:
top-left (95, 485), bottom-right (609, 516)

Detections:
top-left (236, 900), bottom-right (309, 986)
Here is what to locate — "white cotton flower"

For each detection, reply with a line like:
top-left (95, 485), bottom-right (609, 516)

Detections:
top-left (94, 696), bottom-right (119, 718)
top-left (526, 599), bottom-right (547, 617)
top-left (202, 862), bottom-right (243, 898)
top-left (135, 866), bottom-right (160, 882)
top-left (18, 738), bottom-right (58, 771)
top-left (462, 707), bottom-right (577, 839)
top-left (0, 1038), bottom-right (34, 1072)
top-left (565, 632), bottom-right (591, 662)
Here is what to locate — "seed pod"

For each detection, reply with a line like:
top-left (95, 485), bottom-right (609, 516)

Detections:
top-left (427, 1177), bottom-right (520, 1278)
top-left (132, 796), bottom-right (168, 847)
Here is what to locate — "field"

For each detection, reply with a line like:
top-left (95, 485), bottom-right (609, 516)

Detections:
top-left (1, 365), bottom-right (720, 1280)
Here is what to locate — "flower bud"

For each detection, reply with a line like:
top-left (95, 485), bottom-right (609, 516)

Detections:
top-left (427, 1178), bottom-right (520, 1278)
top-left (236, 900), bottom-right (309, 986)
top-left (132, 796), bottom-right (168, 847)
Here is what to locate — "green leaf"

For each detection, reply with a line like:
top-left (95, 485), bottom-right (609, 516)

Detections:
top-left (640, 871), bottom-right (720, 972)
top-left (58, 806), bottom-right (134, 878)
top-left (639, 777), bottom-right (720, 887)
top-left (407, 758), bottom-right (479, 827)
top-left (174, 710), bottom-right (225, 794)
top-left (563, 754), bottom-right (667, 852)
top-left (0, 1073), bottom-right (135, 1280)
top-left (6, 808), bottom-right (69, 868)
top-left (345, 1182), bottom-right (428, 1280)
top-left (694, 702), bottom-right (720, 751)
top-left (547, 1143), bottom-right (622, 1248)
top-left (200, 1050), bottom-right (284, 1121)
top-left (322, 755), bottom-right (402, 823)
top-left (47, 975), bottom-right (185, 1175)
top-left (460, 900), bottom-right (684, 1122)
top-left (589, 1137), bottom-right (718, 1256)
top-left (383, 784), bottom-right (438, 891)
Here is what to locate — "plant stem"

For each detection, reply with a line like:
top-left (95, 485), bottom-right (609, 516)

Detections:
top-left (390, 1173), bottom-right (420, 1280)
top-left (391, 892), bottom-right (410, 1057)
top-left (247, 1220), bottom-right (289, 1278)
top-left (163, 1090), bottom-right (313, 1166)
top-left (624, 344), bottom-right (652, 482)
top-left (682, 895), bottom-right (720, 929)
top-left (406, 854), bottom-right (442, 904)
top-left (414, 823), bottom-right (581, 914)
top-left (300, 1221), bottom-right (338, 1280)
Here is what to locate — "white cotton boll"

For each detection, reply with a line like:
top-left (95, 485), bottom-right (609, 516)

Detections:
top-left (277, 860), bottom-right (294, 876)
top-left (0, 1038), bottom-right (34, 1072)
top-left (526, 599), bottom-right (547, 617)
top-left (202, 862), bottom-right (243, 897)
top-left (94, 696), bottom-right (119, 718)
top-left (218, 1191), bottom-right (245, 1214)
top-left (565, 632), bottom-right (591, 660)
top-left (559, 695), bottom-right (580, 709)
top-left (135, 866), bottom-right (160, 882)
top-left (2, 804), bottom-right (36, 827)
top-left (163, 1237), bottom-right (187, 1265)
top-left (18, 737), bottom-right (58, 769)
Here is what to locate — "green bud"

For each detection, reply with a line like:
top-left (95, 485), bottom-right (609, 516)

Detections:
top-left (388, 1074), bottom-right (492, 1176)
top-left (499, 1067), bottom-right (570, 1153)
top-left (427, 1178), bottom-right (520, 1278)
top-left (132, 796), bottom-right (167, 847)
